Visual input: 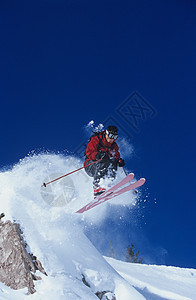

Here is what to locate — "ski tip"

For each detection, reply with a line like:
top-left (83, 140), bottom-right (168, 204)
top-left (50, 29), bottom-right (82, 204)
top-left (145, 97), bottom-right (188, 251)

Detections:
top-left (140, 178), bottom-right (146, 183)
top-left (129, 172), bottom-right (134, 176)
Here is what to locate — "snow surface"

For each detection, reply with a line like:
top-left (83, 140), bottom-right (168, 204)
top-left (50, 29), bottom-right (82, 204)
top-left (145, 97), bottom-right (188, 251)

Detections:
top-left (0, 153), bottom-right (195, 300)
top-left (106, 257), bottom-right (196, 300)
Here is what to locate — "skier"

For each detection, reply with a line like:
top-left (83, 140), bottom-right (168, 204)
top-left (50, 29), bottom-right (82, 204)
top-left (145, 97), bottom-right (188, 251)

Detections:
top-left (84, 125), bottom-right (125, 196)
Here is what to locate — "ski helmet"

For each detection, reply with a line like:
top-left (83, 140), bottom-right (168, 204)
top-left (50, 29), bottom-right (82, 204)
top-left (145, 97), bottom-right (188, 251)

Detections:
top-left (106, 125), bottom-right (118, 140)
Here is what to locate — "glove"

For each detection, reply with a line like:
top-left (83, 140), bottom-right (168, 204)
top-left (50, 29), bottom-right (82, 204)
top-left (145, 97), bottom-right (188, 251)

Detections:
top-left (118, 158), bottom-right (125, 167)
top-left (96, 151), bottom-right (109, 161)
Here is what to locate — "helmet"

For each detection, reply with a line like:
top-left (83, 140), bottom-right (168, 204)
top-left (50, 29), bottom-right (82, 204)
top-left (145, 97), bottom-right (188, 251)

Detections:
top-left (106, 125), bottom-right (118, 140)
top-left (107, 125), bottom-right (118, 134)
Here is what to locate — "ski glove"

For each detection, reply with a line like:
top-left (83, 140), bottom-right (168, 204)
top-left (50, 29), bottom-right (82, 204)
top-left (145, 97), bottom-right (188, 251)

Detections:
top-left (96, 151), bottom-right (109, 161)
top-left (118, 158), bottom-right (125, 167)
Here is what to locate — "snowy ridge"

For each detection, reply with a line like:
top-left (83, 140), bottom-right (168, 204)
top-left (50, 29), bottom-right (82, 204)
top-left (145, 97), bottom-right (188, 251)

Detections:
top-left (0, 153), bottom-right (195, 299)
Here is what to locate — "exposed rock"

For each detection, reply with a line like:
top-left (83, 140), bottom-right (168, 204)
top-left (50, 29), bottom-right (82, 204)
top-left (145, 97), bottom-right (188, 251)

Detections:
top-left (96, 291), bottom-right (116, 300)
top-left (82, 273), bottom-right (91, 288)
top-left (0, 220), bottom-right (47, 294)
top-left (102, 292), bottom-right (116, 300)
top-left (81, 274), bottom-right (116, 300)
top-left (0, 213), bottom-right (5, 220)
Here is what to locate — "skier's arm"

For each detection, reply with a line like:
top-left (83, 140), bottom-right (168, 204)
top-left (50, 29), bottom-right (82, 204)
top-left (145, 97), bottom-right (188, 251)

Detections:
top-left (86, 136), bottom-right (100, 161)
top-left (114, 143), bottom-right (120, 159)
top-left (114, 143), bottom-right (125, 166)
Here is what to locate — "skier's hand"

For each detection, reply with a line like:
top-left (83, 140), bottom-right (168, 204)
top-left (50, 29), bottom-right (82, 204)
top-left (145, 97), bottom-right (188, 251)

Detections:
top-left (96, 151), bottom-right (109, 161)
top-left (118, 158), bottom-right (125, 167)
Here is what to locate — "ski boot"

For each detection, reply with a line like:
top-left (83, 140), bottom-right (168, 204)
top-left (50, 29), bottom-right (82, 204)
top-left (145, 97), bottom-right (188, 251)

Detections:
top-left (94, 186), bottom-right (106, 198)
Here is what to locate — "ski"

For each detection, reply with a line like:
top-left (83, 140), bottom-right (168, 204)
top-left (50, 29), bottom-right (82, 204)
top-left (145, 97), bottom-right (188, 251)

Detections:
top-left (76, 173), bottom-right (145, 213)
top-left (98, 178), bottom-right (145, 202)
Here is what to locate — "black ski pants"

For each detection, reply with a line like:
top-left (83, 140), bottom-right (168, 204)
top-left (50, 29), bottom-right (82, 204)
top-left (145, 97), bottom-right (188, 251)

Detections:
top-left (85, 158), bottom-right (118, 187)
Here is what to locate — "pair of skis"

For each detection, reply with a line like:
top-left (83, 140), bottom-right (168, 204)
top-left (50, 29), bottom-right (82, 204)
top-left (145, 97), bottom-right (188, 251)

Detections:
top-left (76, 173), bottom-right (145, 213)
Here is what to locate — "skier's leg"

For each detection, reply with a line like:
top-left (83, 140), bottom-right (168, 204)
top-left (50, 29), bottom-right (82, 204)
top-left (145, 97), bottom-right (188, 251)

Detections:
top-left (84, 161), bottom-right (97, 177)
top-left (85, 160), bottom-right (110, 186)
top-left (107, 159), bottom-right (118, 182)
top-left (93, 160), bottom-right (110, 187)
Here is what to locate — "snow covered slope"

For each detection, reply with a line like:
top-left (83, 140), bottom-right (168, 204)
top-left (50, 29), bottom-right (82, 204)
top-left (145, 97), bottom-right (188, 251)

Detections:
top-left (0, 154), bottom-right (143, 299)
top-left (106, 257), bottom-right (196, 300)
top-left (0, 153), bottom-right (195, 300)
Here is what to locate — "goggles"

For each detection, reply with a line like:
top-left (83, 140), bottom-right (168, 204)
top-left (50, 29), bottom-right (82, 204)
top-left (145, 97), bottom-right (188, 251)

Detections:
top-left (106, 130), bottom-right (118, 140)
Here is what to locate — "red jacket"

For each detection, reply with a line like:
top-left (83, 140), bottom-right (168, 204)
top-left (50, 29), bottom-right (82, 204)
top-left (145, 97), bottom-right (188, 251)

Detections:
top-left (84, 131), bottom-right (120, 166)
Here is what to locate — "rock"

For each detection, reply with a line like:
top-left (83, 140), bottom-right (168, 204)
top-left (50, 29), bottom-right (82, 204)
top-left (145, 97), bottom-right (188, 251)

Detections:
top-left (102, 292), bottom-right (116, 300)
top-left (96, 291), bottom-right (116, 300)
top-left (0, 220), bottom-right (47, 294)
top-left (0, 213), bottom-right (5, 220)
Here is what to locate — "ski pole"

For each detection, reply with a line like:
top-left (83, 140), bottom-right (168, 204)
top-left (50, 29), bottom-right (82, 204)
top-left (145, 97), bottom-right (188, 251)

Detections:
top-left (123, 167), bottom-right (127, 176)
top-left (41, 158), bottom-right (102, 187)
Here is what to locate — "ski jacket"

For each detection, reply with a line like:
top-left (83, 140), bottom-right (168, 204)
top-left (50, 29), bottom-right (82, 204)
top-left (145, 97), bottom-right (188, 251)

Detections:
top-left (84, 131), bottom-right (120, 166)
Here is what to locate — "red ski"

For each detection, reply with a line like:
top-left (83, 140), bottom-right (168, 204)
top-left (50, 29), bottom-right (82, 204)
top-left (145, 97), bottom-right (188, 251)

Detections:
top-left (76, 173), bottom-right (145, 213)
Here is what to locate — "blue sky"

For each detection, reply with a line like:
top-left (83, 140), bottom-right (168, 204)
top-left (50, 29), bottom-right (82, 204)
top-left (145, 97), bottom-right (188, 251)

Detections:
top-left (0, 0), bottom-right (196, 268)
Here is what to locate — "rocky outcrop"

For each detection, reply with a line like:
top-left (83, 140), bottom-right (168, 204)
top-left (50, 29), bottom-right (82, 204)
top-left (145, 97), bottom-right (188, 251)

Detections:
top-left (0, 219), bottom-right (47, 294)
top-left (96, 291), bottom-right (116, 300)
top-left (0, 218), bottom-right (116, 299)
top-left (82, 274), bottom-right (116, 300)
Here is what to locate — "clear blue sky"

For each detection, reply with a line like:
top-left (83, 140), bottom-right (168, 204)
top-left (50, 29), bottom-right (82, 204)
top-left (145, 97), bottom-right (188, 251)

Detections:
top-left (0, 0), bottom-right (196, 268)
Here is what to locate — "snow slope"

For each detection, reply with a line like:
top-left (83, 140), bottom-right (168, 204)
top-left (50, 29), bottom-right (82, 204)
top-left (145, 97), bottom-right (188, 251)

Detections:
top-left (0, 153), bottom-right (195, 300)
top-left (0, 153), bottom-right (143, 299)
top-left (106, 257), bottom-right (196, 300)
